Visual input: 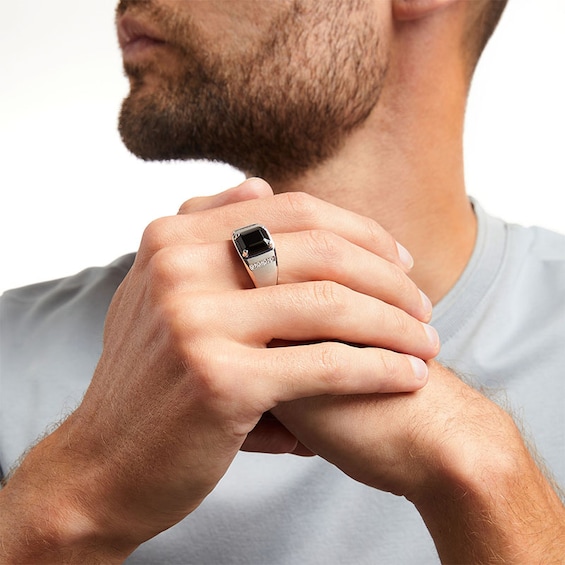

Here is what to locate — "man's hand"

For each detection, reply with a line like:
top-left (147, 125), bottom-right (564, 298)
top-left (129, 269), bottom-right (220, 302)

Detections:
top-left (0, 179), bottom-right (439, 562)
top-left (273, 362), bottom-right (565, 562)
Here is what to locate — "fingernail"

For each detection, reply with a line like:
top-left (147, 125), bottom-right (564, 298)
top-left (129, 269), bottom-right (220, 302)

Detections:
top-left (420, 290), bottom-right (433, 318)
top-left (396, 242), bottom-right (414, 271)
top-left (423, 323), bottom-right (440, 349)
top-left (409, 356), bottom-right (429, 380)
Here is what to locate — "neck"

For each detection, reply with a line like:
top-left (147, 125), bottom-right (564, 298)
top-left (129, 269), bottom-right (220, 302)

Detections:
top-left (266, 65), bottom-right (476, 305)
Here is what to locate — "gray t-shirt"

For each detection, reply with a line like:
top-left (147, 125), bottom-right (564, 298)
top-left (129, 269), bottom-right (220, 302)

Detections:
top-left (1, 203), bottom-right (564, 564)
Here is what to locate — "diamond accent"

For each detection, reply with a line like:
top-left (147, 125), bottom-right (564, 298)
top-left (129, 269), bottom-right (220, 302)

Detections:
top-left (249, 256), bottom-right (276, 271)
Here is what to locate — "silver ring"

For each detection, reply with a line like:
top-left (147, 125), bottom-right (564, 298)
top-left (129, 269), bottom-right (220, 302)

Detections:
top-left (232, 224), bottom-right (278, 287)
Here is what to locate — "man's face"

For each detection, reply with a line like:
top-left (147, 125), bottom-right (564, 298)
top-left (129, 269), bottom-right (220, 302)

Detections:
top-left (117, 0), bottom-right (388, 182)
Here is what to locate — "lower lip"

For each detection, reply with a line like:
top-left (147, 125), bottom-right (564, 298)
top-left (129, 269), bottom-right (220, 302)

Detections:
top-left (122, 37), bottom-right (166, 62)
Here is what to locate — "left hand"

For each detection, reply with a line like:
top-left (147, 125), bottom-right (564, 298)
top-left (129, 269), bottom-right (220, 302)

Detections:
top-left (271, 361), bottom-right (514, 501)
top-left (272, 363), bottom-right (565, 564)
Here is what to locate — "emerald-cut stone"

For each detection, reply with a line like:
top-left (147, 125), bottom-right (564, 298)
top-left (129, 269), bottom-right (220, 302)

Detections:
top-left (235, 226), bottom-right (272, 259)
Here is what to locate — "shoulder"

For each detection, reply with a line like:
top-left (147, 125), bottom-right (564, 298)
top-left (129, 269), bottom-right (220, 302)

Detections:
top-left (1, 254), bottom-right (135, 333)
top-left (0, 252), bottom-right (135, 378)
top-left (1, 252), bottom-right (135, 371)
top-left (0, 254), bottom-right (135, 473)
top-left (507, 222), bottom-right (565, 262)
top-left (503, 223), bottom-right (565, 305)
top-left (1, 253), bottom-right (135, 307)
top-left (0, 253), bottom-right (135, 385)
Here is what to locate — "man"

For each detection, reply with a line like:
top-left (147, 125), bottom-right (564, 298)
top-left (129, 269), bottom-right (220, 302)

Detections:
top-left (1, 0), bottom-right (564, 562)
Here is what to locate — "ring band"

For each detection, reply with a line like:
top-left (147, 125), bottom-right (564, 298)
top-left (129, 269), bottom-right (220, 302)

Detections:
top-left (232, 224), bottom-right (278, 287)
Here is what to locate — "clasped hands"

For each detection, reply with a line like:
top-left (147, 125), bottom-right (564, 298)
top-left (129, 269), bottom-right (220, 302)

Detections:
top-left (54, 178), bottom-right (510, 554)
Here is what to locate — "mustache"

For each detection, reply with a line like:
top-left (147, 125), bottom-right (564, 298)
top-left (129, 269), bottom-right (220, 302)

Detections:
top-left (116, 0), bottom-right (155, 17)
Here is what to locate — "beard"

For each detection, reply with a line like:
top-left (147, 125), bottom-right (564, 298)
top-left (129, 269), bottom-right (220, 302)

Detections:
top-left (117, 0), bottom-right (388, 183)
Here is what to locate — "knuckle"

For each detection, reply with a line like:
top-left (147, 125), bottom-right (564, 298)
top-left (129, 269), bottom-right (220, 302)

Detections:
top-left (360, 216), bottom-right (382, 243)
top-left (388, 263), bottom-right (412, 297)
top-left (377, 349), bottom-right (401, 381)
top-left (390, 306), bottom-right (412, 337)
top-left (146, 247), bottom-right (181, 290)
top-left (309, 280), bottom-right (347, 315)
top-left (317, 343), bottom-right (346, 387)
top-left (157, 299), bottom-right (238, 401)
top-left (140, 217), bottom-right (174, 256)
top-left (306, 230), bottom-right (341, 266)
top-left (144, 245), bottom-right (201, 298)
top-left (158, 293), bottom-right (208, 341)
top-left (362, 217), bottom-right (396, 257)
top-left (282, 191), bottom-right (319, 224)
top-left (177, 196), bottom-right (203, 214)
top-left (177, 202), bottom-right (189, 215)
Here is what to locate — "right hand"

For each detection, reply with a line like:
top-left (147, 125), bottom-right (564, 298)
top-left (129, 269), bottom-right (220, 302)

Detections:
top-left (7, 179), bottom-right (439, 557)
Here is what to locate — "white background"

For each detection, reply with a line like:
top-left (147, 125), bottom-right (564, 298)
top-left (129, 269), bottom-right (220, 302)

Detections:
top-left (1, 0), bottom-right (564, 294)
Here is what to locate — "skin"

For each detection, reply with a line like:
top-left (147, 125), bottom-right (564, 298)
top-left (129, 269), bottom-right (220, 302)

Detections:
top-left (1, 0), bottom-right (564, 563)
top-left (0, 182), bottom-right (438, 561)
top-left (117, 0), bottom-right (389, 179)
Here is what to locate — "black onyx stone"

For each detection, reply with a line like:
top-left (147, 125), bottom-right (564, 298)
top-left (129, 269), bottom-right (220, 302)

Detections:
top-left (235, 226), bottom-right (272, 258)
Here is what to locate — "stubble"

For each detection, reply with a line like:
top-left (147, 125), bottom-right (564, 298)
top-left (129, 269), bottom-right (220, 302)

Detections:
top-left (118, 0), bottom-right (388, 183)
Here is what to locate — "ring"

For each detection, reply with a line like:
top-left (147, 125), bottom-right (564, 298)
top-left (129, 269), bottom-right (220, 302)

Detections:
top-left (232, 224), bottom-right (278, 287)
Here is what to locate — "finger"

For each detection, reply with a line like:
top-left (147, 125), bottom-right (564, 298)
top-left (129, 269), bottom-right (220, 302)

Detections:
top-left (149, 234), bottom-right (430, 321)
top-left (245, 342), bottom-right (429, 405)
top-left (178, 177), bottom-right (274, 214)
top-left (273, 231), bottom-right (430, 321)
top-left (138, 191), bottom-right (413, 272)
top-left (240, 416), bottom-right (300, 454)
top-left (209, 191), bottom-right (412, 270)
top-left (240, 414), bottom-right (314, 455)
top-left (240, 282), bottom-right (439, 359)
top-left (192, 283), bottom-right (439, 360)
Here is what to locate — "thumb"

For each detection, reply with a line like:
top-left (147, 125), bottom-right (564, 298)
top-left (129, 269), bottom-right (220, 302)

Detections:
top-left (241, 414), bottom-right (315, 457)
top-left (178, 177), bottom-right (274, 215)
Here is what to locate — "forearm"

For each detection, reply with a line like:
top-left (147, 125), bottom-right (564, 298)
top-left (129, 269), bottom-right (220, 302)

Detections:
top-left (0, 431), bottom-right (133, 564)
top-left (412, 401), bottom-right (565, 563)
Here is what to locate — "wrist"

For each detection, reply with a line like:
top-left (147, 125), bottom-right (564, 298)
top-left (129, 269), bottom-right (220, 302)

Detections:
top-left (0, 427), bottom-right (136, 564)
top-left (410, 404), bottom-right (523, 506)
top-left (407, 379), bottom-right (565, 562)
